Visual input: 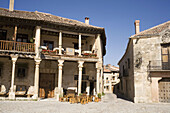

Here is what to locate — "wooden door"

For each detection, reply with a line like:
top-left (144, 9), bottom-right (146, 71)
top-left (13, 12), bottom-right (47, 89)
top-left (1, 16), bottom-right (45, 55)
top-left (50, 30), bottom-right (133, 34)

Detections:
top-left (39, 74), bottom-right (55, 98)
top-left (159, 79), bottom-right (170, 103)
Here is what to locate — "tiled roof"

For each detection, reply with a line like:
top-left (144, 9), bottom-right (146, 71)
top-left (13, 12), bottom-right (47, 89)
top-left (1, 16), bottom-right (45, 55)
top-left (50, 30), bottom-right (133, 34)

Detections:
top-left (132, 21), bottom-right (170, 37)
top-left (104, 64), bottom-right (119, 72)
top-left (0, 8), bottom-right (103, 30)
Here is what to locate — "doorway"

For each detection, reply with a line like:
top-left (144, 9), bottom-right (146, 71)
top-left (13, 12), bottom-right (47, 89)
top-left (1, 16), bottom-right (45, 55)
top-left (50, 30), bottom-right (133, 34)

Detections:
top-left (81, 81), bottom-right (87, 93)
top-left (39, 73), bottom-right (55, 98)
top-left (90, 81), bottom-right (94, 95)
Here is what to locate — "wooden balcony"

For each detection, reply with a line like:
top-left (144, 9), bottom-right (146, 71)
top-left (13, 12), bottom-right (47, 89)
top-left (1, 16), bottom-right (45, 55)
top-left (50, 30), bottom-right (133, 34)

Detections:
top-left (0, 40), bottom-right (35, 53)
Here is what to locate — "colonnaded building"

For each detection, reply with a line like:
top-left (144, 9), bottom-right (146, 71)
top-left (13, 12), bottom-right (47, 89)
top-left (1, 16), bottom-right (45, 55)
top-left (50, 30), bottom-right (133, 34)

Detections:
top-left (117, 20), bottom-right (170, 103)
top-left (0, 0), bottom-right (106, 100)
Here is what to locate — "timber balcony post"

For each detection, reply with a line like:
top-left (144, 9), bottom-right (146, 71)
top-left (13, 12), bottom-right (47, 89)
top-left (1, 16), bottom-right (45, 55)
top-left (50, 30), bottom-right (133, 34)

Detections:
top-left (13, 26), bottom-right (17, 51)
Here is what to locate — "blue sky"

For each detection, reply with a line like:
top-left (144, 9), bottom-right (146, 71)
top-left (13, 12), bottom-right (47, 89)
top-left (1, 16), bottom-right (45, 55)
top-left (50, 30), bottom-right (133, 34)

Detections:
top-left (0, 0), bottom-right (170, 66)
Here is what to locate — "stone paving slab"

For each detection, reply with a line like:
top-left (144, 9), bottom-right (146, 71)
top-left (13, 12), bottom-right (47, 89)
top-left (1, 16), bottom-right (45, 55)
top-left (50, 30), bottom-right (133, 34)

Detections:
top-left (0, 94), bottom-right (170, 113)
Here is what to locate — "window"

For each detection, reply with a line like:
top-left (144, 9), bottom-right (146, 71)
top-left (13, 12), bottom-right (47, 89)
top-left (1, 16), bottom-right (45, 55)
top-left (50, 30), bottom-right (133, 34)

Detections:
top-left (16, 34), bottom-right (28, 42)
top-left (89, 45), bottom-right (92, 51)
top-left (43, 40), bottom-right (54, 50)
top-left (112, 76), bottom-right (115, 80)
top-left (17, 68), bottom-right (26, 78)
top-left (106, 86), bottom-right (109, 90)
top-left (74, 43), bottom-right (78, 49)
top-left (0, 29), bottom-right (7, 40)
top-left (74, 75), bottom-right (78, 80)
top-left (121, 79), bottom-right (123, 90)
top-left (128, 58), bottom-right (130, 69)
top-left (123, 65), bottom-right (125, 76)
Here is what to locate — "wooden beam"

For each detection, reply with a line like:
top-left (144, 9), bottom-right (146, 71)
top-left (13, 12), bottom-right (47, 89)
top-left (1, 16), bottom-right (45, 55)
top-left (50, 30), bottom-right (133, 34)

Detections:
top-left (13, 26), bottom-right (17, 50)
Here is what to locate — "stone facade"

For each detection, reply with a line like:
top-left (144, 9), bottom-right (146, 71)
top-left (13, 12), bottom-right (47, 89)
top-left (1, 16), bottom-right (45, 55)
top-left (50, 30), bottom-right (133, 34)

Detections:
top-left (117, 21), bottom-right (170, 103)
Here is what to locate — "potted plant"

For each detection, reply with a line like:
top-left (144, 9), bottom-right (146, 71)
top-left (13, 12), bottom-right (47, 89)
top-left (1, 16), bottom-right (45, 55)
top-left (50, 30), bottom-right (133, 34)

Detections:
top-left (49, 50), bottom-right (57, 56)
top-left (41, 50), bottom-right (49, 55)
top-left (59, 95), bottom-right (62, 101)
top-left (79, 93), bottom-right (82, 96)
top-left (83, 53), bottom-right (89, 57)
top-left (102, 92), bottom-right (105, 96)
top-left (29, 37), bottom-right (34, 43)
top-left (91, 53), bottom-right (97, 57)
top-left (98, 93), bottom-right (101, 101)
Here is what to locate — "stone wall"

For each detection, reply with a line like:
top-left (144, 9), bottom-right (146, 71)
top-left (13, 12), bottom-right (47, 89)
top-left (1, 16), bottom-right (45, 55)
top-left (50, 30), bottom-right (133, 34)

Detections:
top-left (118, 39), bottom-right (134, 101)
top-left (133, 36), bottom-right (161, 103)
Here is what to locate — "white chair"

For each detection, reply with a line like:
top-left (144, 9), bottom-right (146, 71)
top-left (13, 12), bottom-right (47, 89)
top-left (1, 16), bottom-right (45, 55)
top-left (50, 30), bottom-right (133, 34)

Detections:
top-left (0, 85), bottom-right (7, 96)
top-left (53, 47), bottom-right (64, 51)
top-left (40, 46), bottom-right (47, 50)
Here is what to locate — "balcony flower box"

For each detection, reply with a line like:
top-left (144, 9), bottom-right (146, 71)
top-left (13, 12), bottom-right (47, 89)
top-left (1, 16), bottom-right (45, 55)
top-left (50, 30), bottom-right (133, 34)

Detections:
top-left (41, 50), bottom-right (49, 55)
top-left (41, 50), bottom-right (57, 56)
top-left (83, 53), bottom-right (97, 57)
top-left (49, 50), bottom-right (57, 56)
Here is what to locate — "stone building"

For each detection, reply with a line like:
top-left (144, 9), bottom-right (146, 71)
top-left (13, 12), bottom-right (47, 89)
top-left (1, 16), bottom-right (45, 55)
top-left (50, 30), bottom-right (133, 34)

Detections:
top-left (0, 0), bottom-right (106, 100)
top-left (103, 64), bottom-right (119, 93)
top-left (117, 20), bottom-right (170, 103)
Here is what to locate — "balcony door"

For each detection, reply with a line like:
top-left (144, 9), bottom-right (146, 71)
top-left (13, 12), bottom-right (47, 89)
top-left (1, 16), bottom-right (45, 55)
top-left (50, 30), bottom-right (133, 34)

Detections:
top-left (16, 34), bottom-right (28, 43)
top-left (162, 45), bottom-right (170, 70)
top-left (0, 29), bottom-right (7, 40)
top-left (39, 73), bottom-right (55, 98)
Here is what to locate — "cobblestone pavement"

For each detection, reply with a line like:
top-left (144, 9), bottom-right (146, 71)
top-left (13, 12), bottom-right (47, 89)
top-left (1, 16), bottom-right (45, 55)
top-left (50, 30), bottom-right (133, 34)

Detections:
top-left (0, 94), bottom-right (170, 113)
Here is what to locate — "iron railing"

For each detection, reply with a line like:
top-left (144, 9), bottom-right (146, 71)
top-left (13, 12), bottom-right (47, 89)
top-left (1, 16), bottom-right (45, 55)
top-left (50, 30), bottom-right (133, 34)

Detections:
top-left (148, 60), bottom-right (170, 70)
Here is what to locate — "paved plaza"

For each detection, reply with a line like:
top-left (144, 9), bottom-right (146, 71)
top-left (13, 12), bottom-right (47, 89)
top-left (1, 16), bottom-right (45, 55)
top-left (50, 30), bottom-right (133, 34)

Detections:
top-left (0, 94), bottom-right (170, 113)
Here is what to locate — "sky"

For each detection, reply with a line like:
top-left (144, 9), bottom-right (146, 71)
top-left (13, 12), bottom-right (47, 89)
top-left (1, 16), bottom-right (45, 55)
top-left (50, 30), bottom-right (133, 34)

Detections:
top-left (0, 0), bottom-right (170, 66)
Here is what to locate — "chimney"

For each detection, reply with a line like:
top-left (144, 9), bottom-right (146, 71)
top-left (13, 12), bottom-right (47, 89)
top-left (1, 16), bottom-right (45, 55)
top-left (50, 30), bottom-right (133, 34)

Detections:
top-left (9, 0), bottom-right (14, 11)
top-left (134, 20), bottom-right (140, 34)
top-left (85, 17), bottom-right (89, 25)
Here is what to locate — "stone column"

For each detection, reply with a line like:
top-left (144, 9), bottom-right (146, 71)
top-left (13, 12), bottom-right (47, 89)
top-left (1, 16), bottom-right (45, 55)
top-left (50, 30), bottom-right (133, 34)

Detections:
top-left (100, 67), bottom-right (103, 93)
top-left (35, 26), bottom-right (41, 57)
top-left (9, 55), bottom-right (18, 99)
top-left (79, 34), bottom-right (82, 56)
top-left (33, 58), bottom-right (41, 99)
top-left (58, 60), bottom-right (64, 95)
top-left (96, 68), bottom-right (100, 94)
top-left (78, 61), bottom-right (84, 95)
top-left (59, 32), bottom-right (62, 55)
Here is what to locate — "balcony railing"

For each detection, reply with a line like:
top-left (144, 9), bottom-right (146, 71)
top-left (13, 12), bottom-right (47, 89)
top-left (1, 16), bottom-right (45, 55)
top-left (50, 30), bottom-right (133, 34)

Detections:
top-left (148, 60), bottom-right (170, 71)
top-left (41, 48), bottom-right (97, 58)
top-left (0, 40), bottom-right (35, 52)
